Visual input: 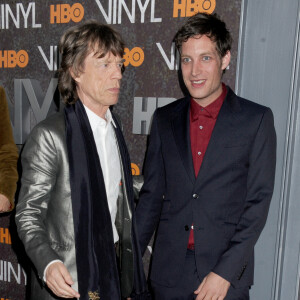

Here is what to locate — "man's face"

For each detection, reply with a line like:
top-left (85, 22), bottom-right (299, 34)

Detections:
top-left (73, 50), bottom-right (123, 117)
top-left (180, 35), bottom-right (230, 107)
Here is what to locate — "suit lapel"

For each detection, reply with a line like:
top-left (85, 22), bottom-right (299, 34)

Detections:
top-left (171, 98), bottom-right (196, 184)
top-left (195, 88), bottom-right (241, 187)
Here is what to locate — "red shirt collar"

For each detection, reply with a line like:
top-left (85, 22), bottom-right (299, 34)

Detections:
top-left (190, 83), bottom-right (227, 121)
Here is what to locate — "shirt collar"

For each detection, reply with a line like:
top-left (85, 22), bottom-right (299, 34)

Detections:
top-left (190, 83), bottom-right (227, 121)
top-left (83, 104), bottom-right (117, 132)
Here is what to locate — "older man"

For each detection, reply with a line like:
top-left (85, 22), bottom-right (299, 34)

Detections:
top-left (16, 21), bottom-right (148, 300)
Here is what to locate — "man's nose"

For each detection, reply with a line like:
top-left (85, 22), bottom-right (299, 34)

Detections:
top-left (112, 64), bottom-right (123, 79)
top-left (191, 62), bottom-right (201, 77)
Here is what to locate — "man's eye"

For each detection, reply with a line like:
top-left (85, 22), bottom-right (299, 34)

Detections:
top-left (98, 63), bottom-right (108, 68)
top-left (181, 57), bottom-right (191, 63)
top-left (202, 56), bottom-right (210, 61)
top-left (117, 63), bottom-right (123, 69)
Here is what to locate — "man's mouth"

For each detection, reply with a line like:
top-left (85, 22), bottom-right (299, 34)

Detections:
top-left (192, 80), bottom-right (205, 84)
top-left (108, 88), bottom-right (120, 93)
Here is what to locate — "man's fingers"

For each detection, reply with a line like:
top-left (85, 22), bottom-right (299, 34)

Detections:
top-left (195, 290), bottom-right (220, 300)
top-left (46, 262), bottom-right (80, 298)
top-left (59, 264), bottom-right (74, 286)
top-left (0, 194), bottom-right (11, 212)
top-left (195, 289), bottom-right (210, 300)
top-left (194, 272), bottom-right (230, 300)
top-left (55, 277), bottom-right (79, 298)
top-left (194, 277), bottom-right (206, 294)
top-left (48, 275), bottom-right (79, 298)
top-left (194, 276), bottom-right (207, 300)
top-left (57, 265), bottom-right (80, 297)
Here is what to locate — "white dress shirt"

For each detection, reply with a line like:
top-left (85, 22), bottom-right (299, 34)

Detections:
top-left (84, 104), bottom-right (121, 244)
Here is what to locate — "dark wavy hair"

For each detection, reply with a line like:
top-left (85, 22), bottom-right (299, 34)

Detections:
top-left (174, 13), bottom-right (232, 58)
top-left (58, 20), bottom-right (125, 104)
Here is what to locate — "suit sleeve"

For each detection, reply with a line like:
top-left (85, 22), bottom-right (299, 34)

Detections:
top-left (15, 125), bottom-right (61, 279)
top-left (135, 111), bottom-right (166, 254)
top-left (212, 107), bottom-right (276, 286)
top-left (0, 87), bottom-right (19, 209)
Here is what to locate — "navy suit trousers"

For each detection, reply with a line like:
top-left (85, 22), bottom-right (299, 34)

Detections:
top-left (151, 250), bottom-right (249, 300)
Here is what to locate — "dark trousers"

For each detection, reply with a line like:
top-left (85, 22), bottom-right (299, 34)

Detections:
top-left (151, 249), bottom-right (249, 300)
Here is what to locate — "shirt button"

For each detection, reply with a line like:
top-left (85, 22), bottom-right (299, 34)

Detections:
top-left (184, 225), bottom-right (189, 231)
top-left (193, 194), bottom-right (199, 199)
top-left (198, 151), bottom-right (202, 155)
top-left (199, 126), bottom-right (203, 130)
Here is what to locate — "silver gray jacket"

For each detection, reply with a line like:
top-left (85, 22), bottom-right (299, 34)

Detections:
top-left (15, 112), bottom-right (141, 299)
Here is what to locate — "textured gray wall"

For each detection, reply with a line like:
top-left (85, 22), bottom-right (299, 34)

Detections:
top-left (236, 0), bottom-right (300, 299)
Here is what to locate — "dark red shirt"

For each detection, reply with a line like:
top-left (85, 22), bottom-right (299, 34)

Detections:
top-left (188, 83), bottom-right (227, 249)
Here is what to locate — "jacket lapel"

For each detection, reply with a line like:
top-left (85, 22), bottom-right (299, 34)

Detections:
top-left (195, 88), bottom-right (241, 187)
top-left (171, 97), bottom-right (196, 184)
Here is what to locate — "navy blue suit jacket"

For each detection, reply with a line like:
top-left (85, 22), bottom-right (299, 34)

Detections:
top-left (136, 86), bottom-right (276, 289)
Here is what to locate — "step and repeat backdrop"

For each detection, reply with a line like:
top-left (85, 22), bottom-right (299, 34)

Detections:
top-left (0, 0), bottom-right (242, 298)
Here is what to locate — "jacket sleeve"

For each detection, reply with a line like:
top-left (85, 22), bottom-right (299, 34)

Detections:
top-left (212, 107), bottom-right (276, 286)
top-left (135, 111), bottom-right (166, 254)
top-left (15, 124), bottom-right (62, 279)
top-left (0, 87), bottom-right (19, 209)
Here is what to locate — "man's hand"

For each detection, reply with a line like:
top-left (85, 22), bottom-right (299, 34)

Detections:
top-left (0, 194), bottom-right (11, 212)
top-left (46, 261), bottom-right (80, 298)
top-left (194, 272), bottom-right (230, 300)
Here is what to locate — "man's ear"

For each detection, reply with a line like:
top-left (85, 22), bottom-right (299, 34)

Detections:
top-left (70, 67), bottom-right (80, 83)
top-left (221, 51), bottom-right (231, 71)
